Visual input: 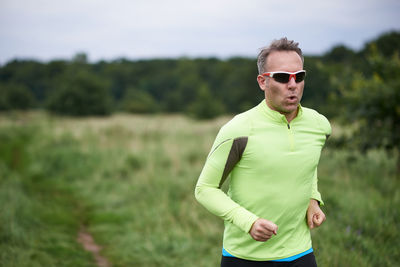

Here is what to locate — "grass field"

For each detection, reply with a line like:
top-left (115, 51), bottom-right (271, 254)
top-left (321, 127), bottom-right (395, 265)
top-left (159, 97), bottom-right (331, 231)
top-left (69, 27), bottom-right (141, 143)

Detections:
top-left (0, 112), bottom-right (399, 266)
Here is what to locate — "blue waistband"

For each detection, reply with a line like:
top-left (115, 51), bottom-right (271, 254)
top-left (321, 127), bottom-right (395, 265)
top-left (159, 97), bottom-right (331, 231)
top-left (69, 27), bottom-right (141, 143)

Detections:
top-left (222, 247), bottom-right (313, 262)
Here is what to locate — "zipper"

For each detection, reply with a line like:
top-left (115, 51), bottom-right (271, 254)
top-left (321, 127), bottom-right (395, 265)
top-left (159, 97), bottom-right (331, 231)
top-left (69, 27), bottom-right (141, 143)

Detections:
top-left (287, 123), bottom-right (294, 151)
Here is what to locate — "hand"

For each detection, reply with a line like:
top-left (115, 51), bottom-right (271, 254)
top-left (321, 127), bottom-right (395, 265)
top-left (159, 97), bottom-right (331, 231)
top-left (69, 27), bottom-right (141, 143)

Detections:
top-left (249, 218), bottom-right (278, 242)
top-left (307, 199), bottom-right (326, 229)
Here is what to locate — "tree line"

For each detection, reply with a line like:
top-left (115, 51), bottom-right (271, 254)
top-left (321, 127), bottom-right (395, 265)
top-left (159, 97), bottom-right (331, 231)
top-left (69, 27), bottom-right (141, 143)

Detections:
top-left (0, 31), bottom-right (398, 118)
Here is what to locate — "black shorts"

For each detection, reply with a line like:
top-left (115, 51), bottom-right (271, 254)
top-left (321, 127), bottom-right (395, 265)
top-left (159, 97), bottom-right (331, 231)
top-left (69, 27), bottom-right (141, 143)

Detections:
top-left (221, 252), bottom-right (317, 267)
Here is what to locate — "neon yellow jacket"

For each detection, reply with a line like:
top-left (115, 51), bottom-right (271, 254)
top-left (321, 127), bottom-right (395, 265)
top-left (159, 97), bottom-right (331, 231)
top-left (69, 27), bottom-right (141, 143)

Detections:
top-left (195, 100), bottom-right (331, 261)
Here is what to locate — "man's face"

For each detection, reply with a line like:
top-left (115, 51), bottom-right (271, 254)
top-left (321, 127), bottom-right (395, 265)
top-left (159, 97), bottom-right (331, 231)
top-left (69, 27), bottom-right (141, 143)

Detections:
top-left (257, 51), bottom-right (304, 119)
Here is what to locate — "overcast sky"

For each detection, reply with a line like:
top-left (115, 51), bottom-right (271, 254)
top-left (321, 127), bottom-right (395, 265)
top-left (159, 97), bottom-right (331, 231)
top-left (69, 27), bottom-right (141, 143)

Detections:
top-left (0, 0), bottom-right (399, 64)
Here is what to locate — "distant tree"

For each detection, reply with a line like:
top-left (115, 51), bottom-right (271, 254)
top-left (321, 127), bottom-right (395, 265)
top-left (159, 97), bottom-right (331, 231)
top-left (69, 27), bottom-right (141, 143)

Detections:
top-left (0, 83), bottom-right (36, 110)
top-left (121, 88), bottom-right (158, 113)
top-left (173, 58), bottom-right (200, 110)
top-left (187, 84), bottom-right (225, 119)
top-left (362, 31), bottom-right (400, 58)
top-left (0, 60), bottom-right (47, 102)
top-left (340, 45), bottom-right (400, 173)
top-left (46, 70), bottom-right (112, 116)
top-left (302, 57), bottom-right (337, 116)
top-left (72, 52), bottom-right (89, 64)
top-left (322, 44), bottom-right (356, 63)
top-left (216, 58), bottom-right (261, 113)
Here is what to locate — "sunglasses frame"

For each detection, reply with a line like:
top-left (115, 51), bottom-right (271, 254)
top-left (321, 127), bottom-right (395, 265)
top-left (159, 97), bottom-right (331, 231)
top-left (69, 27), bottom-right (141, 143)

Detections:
top-left (261, 70), bottom-right (306, 83)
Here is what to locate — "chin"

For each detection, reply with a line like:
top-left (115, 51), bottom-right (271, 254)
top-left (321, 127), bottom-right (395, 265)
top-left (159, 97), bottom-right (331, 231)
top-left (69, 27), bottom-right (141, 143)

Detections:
top-left (282, 105), bottom-right (298, 113)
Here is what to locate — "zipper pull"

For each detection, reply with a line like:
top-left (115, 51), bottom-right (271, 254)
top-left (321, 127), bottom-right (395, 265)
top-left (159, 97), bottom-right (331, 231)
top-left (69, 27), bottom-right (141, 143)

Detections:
top-left (287, 124), bottom-right (290, 129)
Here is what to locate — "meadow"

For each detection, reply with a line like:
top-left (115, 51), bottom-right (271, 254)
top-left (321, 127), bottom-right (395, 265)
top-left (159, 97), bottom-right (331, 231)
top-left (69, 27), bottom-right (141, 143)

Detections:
top-left (0, 112), bottom-right (399, 267)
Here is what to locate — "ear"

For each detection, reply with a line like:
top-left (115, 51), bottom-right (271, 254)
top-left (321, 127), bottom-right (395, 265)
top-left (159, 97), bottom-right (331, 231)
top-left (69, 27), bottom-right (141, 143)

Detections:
top-left (257, 75), bottom-right (267, 91)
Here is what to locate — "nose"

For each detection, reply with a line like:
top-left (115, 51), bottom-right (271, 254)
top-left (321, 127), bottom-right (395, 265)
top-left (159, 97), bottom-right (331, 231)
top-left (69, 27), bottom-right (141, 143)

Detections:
top-left (288, 77), bottom-right (297, 90)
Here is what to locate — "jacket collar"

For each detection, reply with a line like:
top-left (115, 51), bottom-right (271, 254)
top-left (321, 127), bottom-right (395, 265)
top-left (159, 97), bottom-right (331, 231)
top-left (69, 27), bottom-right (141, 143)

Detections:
top-left (257, 100), bottom-right (303, 124)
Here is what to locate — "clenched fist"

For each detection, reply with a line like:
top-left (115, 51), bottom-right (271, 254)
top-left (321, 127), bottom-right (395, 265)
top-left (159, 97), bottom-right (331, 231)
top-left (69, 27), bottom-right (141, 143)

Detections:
top-left (307, 199), bottom-right (326, 229)
top-left (249, 218), bottom-right (278, 242)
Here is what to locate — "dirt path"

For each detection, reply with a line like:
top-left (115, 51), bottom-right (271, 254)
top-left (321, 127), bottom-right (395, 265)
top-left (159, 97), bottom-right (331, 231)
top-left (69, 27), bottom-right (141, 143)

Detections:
top-left (77, 226), bottom-right (111, 267)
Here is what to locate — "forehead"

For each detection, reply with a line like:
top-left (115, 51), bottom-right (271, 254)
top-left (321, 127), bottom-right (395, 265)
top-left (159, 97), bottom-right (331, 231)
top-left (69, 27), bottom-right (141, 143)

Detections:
top-left (266, 51), bottom-right (303, 72)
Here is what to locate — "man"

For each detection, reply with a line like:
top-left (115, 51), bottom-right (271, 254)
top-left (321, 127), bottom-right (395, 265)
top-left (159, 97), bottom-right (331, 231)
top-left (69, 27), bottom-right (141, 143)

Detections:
top-left (195, 38), bottom-right (331, 267)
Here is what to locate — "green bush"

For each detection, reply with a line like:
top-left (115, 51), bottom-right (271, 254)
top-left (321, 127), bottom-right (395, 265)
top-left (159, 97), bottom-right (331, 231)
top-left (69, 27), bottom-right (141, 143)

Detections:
top-left (0, 83), bottom-right (36, 110)
top-left (46, 71), bottom-right (112, 116)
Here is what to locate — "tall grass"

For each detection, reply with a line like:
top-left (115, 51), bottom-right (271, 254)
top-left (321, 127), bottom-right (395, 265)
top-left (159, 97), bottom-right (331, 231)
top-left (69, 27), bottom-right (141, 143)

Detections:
top-left (0, 122), bottom-right (96, 267)
top-left (314, 148), bottom-right (399, 266)
top-left (0, 112), bottom-right (399, 266)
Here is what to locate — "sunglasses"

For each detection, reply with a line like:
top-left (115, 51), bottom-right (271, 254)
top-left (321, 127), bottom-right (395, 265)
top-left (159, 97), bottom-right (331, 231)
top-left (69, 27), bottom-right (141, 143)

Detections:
top-left (261, 70), bottom-right (306, 83)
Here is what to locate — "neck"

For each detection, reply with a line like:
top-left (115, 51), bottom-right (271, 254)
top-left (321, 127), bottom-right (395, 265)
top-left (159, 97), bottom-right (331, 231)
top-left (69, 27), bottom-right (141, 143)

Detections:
top-left (284, 109), bottom-right (298, 123)
top-left (264, 99), bottom-right (299, 123)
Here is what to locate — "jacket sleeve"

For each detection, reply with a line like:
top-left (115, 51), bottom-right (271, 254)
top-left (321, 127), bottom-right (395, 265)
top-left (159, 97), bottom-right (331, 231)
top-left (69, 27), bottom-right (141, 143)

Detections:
top-left (311, 112), bottom-right (331, 206)
top-left (311, 168), bottom-right (324, 206)
top-left (194, 123), bottom-right (259, 233)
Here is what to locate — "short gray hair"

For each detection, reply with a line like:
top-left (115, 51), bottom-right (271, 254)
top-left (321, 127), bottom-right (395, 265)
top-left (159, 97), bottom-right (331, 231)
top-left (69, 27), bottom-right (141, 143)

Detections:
top-left (257, 37), bottom-right (304, 74)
